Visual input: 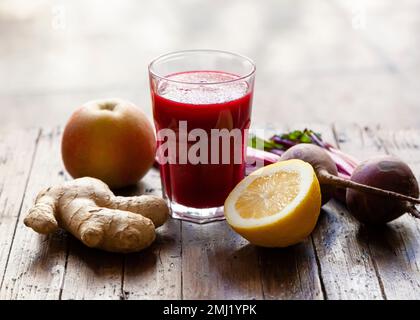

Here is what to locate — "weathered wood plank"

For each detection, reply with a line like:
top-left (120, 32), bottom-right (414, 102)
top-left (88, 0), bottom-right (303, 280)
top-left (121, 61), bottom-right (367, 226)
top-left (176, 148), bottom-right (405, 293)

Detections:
top-left (258, 240), bottom-right (323, 300)
top-left (254, 124), bottom-right (323, 300)
top-left (373, 128), bottom-right (420, 299)
top-left (123, 219), bottom-right (182, 300)
top-left (122, 168), bottom-right (182, 300)
top-left (60, 240), bottom-right (123, 300)
top-left (182, 221), bottom-right (263, 300)
top-left (335, 124), bottom-right (420, 299)
top-left (297, 123), bottom-right (383, 299)
top-left (0, 128), bottom-right (68, 300)
top-left (0, 128), bottom-right (40, 285)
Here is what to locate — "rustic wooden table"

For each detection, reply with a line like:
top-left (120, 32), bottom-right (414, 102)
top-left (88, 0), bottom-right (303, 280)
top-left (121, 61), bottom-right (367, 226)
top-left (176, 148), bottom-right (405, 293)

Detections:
top-left (1, 124), bottom-right (420, 300)
top-left (1, 1), bottom-right (420, 300)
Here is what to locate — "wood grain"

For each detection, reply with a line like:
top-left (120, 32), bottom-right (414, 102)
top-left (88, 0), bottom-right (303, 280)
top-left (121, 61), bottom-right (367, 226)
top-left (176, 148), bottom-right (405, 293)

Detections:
top-left (182, 221), bottom-right (263, 300)
top-left (60, 240), bottom-right (123, 300)
top-left (258, 239), bottom-right (323, 300)
top-left (373, 128), bottom-right (420, 299)
top-left (250, 124), bottom-right (322, 300)
top-left (334, 124), bottom-right (420, 299)
top-left (122, 168), bottom-right (182, 300)
top-left (0, 129), bottom-right (40, 285)
top-left (296, 123), bottom-right (383, 299)
top-left (0, 128), bottom-right (68, 300)
top-left (0, 0), bottom-right (420, 301)
top-left (1, 125), bottom-right (420, 300)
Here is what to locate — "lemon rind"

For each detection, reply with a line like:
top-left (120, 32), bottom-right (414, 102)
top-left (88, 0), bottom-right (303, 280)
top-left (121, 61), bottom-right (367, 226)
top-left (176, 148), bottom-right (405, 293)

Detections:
top-left (224, 159), bottom-right (315, 229)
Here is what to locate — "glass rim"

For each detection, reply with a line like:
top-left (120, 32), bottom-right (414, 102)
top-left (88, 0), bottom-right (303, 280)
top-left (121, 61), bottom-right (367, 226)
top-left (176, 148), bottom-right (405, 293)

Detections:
top-left (148, 49), bottom-right (256, 85)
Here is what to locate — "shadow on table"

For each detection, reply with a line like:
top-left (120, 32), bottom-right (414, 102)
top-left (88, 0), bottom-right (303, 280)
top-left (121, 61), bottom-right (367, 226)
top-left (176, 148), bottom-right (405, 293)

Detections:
top-left (113, 168), bottom-right (163, 197)
top-left (209, 236), bottom-right (318, 299)
top-left (113, 182), bottom-right (145, 197)
top-left (27, 229), bottom-right (160, 280)
top-left (257, 239), bottom-right (320, 299)
top-left (67, 230), bottom-right (179, 273)
top-left (356, 222), bottom-right (411, 255)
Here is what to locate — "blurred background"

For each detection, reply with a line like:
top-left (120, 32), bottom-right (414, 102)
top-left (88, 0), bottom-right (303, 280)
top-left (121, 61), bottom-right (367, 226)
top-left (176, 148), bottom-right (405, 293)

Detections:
top-left (0, 0), bottom-right (419, 130)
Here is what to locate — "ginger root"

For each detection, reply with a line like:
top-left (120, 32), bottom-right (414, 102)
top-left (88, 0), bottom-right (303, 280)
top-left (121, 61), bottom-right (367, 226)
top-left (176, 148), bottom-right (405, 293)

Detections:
top-left (24, 177), bottom-right (169, 253)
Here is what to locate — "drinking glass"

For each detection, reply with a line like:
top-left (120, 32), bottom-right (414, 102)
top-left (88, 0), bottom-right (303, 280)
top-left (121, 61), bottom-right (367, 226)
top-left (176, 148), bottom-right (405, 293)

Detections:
top-left (149, 50), bottom-right (255, 223)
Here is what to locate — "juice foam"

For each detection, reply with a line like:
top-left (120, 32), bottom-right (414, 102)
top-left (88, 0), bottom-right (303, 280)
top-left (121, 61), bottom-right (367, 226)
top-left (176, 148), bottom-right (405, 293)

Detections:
top-left (157, 71), bottom-right (249, 105)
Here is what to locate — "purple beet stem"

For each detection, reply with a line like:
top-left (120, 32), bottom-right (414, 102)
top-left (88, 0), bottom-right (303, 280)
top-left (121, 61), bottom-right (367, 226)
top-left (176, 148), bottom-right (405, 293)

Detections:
top-left (271, 136), bottom-right (297, 148)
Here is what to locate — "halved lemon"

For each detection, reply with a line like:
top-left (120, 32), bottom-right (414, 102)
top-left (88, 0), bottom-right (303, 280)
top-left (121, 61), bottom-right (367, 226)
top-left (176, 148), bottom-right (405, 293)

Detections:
top-left (224, 159), bottom-right (321, 247)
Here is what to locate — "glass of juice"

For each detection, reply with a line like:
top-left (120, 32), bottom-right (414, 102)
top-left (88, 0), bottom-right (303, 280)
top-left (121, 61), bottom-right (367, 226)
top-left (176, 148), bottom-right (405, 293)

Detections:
top-left (149, 50), bottom-right (255, 223)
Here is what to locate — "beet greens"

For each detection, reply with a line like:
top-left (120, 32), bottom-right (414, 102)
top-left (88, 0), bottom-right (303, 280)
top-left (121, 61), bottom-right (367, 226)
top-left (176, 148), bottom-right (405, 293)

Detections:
top-left (247, 129), bottom-right (358, 179)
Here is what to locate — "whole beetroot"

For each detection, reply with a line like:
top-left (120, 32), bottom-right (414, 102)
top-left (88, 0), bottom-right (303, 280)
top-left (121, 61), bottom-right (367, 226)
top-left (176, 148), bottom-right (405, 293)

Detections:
top-left (281, 144), bottom-right (338, 204)
top-left (346, 156), bottom-right (419, 224)
top-left (281, 145), bottom-right (420, 224)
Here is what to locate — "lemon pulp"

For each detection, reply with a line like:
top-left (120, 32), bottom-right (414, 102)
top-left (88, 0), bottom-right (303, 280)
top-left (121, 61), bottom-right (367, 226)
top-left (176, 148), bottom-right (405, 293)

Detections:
top-left (235, 171), bottom-right (300, 218)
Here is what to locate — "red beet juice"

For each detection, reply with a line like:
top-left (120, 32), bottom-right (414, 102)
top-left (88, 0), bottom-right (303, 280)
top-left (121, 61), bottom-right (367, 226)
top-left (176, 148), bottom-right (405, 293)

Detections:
top-left (152, 71), bottom-right (253, 208)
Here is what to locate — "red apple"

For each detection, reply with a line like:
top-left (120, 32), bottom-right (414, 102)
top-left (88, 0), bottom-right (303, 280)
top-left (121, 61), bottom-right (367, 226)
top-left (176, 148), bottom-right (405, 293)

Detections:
top-left (62, 98), bottom-right (156, 188)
